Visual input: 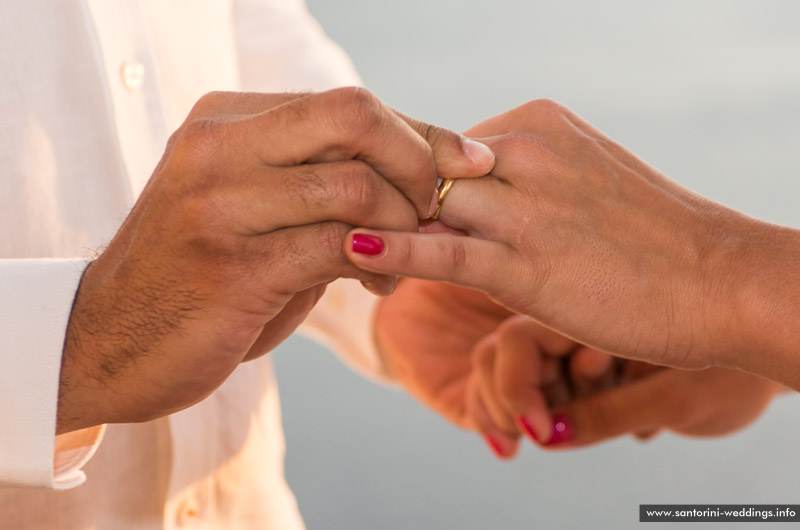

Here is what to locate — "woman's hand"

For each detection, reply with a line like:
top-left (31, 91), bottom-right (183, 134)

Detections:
top-left (375, 279), bottom-right (609, 458)
top-left (373, 280), bottom-right (519, 456)
top-left (473, 316), bottom-right (785, 450)
top-left (551, 365), bottom-right (785, 448)
top-left (58, 89), bottom-right (495, 434)
top-left (347, 99), bottom-right (800, 388)
top-left (377, 279), bottom-right (784, 458)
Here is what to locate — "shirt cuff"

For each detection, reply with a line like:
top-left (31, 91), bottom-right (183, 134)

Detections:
top-left (53, 425), bottom-right (105, 489)
top-left (0, 258), bottom-right (93, 488)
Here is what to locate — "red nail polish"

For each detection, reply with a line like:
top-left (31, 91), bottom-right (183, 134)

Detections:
top-left (352, 234), bottom-right (384, 256)
top-left (517, 415), bottom-right (539, 443)
top-left (546, 414), bottom-right (574, 445)
top-left (484, 435), bottom-right (506, 458)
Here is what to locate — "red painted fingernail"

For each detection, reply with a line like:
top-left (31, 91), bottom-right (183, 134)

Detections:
top-left (517, 415), bottom-right (539, 443)
top-left (546, 414), bottom-right (574, 445)
top-left (484, 435), bottom-right (506, 459)
top-left (352, 234), bottom-right (384, 256)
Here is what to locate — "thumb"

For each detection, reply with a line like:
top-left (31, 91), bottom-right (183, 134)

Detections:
top-left (396, 111), bottom-right (496, 178)
top-left (545, 369), bottom-right (680, 448)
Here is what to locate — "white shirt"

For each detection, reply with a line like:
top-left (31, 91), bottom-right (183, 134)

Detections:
top-left (0, 1), bottom-right (386, 528)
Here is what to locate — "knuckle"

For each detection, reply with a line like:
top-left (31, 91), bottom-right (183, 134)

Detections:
top-left (493, 134), bottom-right (563, 187)
top-left (276, 222), bottom-right (349, 283)
top-left (288, 162), bottom-right (384, 219)
top-left (421, 122), bottom-right (460, 155)
top-left (527, 98), bottom-right (566, 116)
top-left (277, 93), bottom-right (312, 123)
top-left (316, 222), bottom-right (350, 260)
top-left (335, 163), bottom-right (417, 231)
top-left (190, 91), bottom-right (232, 117)
top-left (491, 135), bottom-right (538, 168)
top-left (495, 134), bottom-right (546, 159)
top-left (171, 118), bottom-right (226, 171)
top-left (496, 376), bottom-right (525, 412)
top-left (329, 86), bottom-right (383, 137)
top-left (336, 161), bottom-right (380, 211)
top-left (518, 98), bottom-right (575, 132)
top-left (395, 237), bottom-right (418, 271)
top-left (283, 166), bottom-right (329, 209)
top-left (444, 237), bottom-right (468, 272)
top-left (418, 121), bottom-right (440, 146)
top-left (497, 315), bottom-right (533, 346)
top-left (471, 337), bottom-right (495, 370)
top-left (156, 119), bottom-right (233, 216)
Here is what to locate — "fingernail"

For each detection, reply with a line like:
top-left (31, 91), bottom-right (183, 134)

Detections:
top-left (484, 435), bottom-right (507, 459)
top-left (352, 234), bottom-right (384, 256)
top-left (428, 191), bottom-right (440, 218)
top-left (517, 415), bottom-right (539, 443)
top-left (463, 138), bottom-right (495, 167)
top-left (546, 414), bottom-right (574, 445)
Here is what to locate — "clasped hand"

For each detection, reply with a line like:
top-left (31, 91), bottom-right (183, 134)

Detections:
top-left (57, 88), bottom-right (494, 434)
top-left (373, 280), bottom-right (780, 458)
top-left (60, 91), bottom-right (787, 459)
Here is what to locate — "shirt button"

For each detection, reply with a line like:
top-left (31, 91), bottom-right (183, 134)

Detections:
top-left (176, 497), bottom-right (200, 527)
top-left (120, 61), bottom-right (145, 90)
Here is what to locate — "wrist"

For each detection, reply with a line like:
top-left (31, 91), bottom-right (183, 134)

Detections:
top-left (711, 217), bottom-right (800, 389)
top-left (57, 263), bottom-right (112, 434)
top-left (58, 327), bottom-right (107, 435)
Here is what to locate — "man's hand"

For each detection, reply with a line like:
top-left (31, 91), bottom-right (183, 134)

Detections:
top-left (57, 88), bottom-right (495, 434)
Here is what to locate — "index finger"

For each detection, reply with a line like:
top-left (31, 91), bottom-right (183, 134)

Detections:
top-left (243, 87), bottom-right (494, 218)
top-left (395, 110), bottom-right (496, 180)
top-left (493, 317), bottom-right (572, 443)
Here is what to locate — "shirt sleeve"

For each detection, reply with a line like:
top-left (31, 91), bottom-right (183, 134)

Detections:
top-left (297, 279), bottom-right (394, 384)
top-left (0, 258), bottom-right (104, 489)
top-left (233, 0), bottom-right (363, 92)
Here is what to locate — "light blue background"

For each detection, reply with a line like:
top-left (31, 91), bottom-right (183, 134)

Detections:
top-left (273, 1), bottom-right (800, 528)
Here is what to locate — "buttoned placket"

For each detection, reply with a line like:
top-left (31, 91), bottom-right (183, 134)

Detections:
top-left (120, 61), bottom-right (146, 90)
top-left (84, 0), bottom-right (168, 198)
top-left (82, 2), bottom-right (213, 529)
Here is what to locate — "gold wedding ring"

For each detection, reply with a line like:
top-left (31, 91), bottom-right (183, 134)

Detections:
top-left (431, 178), bottom-right (455, 220)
